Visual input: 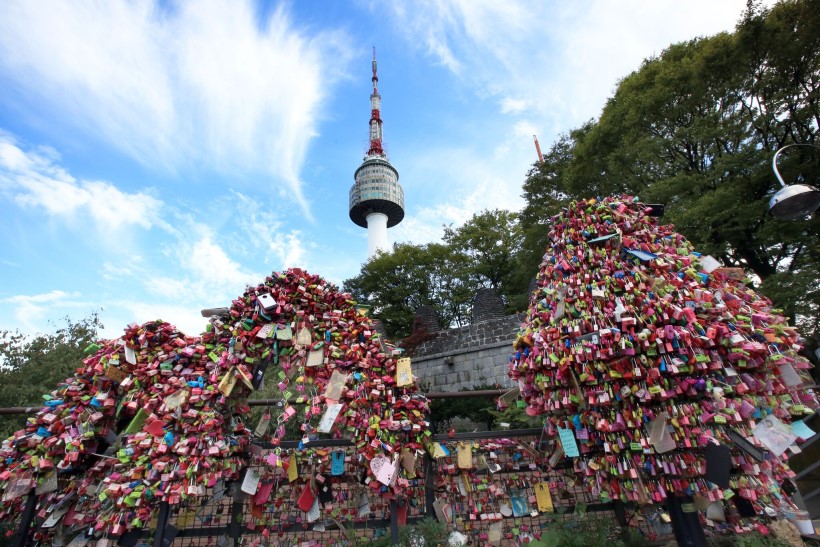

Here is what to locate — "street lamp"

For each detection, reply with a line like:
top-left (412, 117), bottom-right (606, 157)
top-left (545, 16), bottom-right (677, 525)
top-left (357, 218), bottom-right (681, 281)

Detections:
top-left (769, 143), bottom-right (820, 220)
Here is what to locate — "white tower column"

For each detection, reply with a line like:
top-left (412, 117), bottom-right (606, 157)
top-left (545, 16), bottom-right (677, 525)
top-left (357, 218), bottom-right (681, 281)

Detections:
top-left (366, 212), bottom-right (389, 257)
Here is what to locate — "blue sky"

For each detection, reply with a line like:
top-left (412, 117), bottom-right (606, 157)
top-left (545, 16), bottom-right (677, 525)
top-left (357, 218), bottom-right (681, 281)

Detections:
top-left (0, 0), bottom-right (761, 339)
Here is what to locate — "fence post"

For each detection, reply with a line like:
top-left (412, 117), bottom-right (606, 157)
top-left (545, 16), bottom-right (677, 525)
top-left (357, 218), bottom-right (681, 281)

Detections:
top-left (152, 501), bottom-right (171, 547)
top-left (11, 489), bottom-right (37, 547)
top-left (424, 453), bottom-right (435, 519)
top-left (229, 481), bottom-right (244, 544)
top-left (389, 498), bottom-right (399, 545)
top-left (613, 499), bottom-right (627, 527)
top-left (666, 495), bottom-right (706, 547)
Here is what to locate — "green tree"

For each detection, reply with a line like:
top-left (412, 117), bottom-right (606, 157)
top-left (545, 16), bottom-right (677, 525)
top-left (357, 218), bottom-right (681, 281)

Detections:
top-left (442, 209), bottom-right (529, 311)
top-left (345, 209), bottom-right (531, 339)
top-left (519, 126), bottom-right (589, 305)
top-left (520, 0), bottom-right (820, 335)
top-left (427, 383), bottom-right (499, 433)
top-left (0, 314), bottom-right (103, 438)
top-left (343, 242), bottom-right (474, 339)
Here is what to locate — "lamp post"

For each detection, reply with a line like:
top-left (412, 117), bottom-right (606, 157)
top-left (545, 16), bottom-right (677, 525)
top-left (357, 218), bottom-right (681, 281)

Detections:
top-left (769, 143), bottom-right (820, 219)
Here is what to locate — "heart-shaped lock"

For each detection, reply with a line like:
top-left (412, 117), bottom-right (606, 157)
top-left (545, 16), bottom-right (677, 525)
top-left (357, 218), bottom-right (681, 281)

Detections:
top-left (369, 454), bottom-right (395, 486)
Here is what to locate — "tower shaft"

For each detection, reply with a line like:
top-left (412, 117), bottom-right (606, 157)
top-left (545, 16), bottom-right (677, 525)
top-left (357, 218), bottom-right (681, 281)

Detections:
top-left (366, 212), bottom-right (388, 257)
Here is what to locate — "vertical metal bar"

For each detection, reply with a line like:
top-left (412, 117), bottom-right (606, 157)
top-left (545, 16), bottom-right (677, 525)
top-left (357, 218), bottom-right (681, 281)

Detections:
top-left (152, 501), bottom-right (170, 547)
top-left (11, 489), bottom-right (37, 547)
top-left (424, 453), bottom-right (435, 518)
top-left (229, 481), bottom-right (244, 544)
top-left (666, 495), bottom-right (706, 547)
top-left (389, 499), bottom-right (399, 545)
top-left (612, 499), bottom-right (627, 527)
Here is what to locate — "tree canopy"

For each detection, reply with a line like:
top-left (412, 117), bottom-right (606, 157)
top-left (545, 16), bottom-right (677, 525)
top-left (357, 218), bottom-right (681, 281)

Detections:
top-left (343, 209), bottom-right (527, 339)
top-left (522, 0), bottom-right (820, 336)
top-left (442, 209), bottom-right (522, 293)
top-left (0, 314), bottom-right (103, 437)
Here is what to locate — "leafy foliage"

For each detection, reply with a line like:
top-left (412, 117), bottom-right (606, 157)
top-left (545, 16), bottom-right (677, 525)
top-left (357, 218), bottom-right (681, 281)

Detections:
top-left (344, 209), bottom-right (529, 339)
top-left (522, 0), bottom-right (820, 336)
top-left (442, 209), bottom-right (523, 296)
top-left (334, 517), bottom-right (447, 547)
top-left (343, 242), bottom-right (473, 338)
top-left (530, 514), bottom-right (650, 547)
top-left (428, 384), bottom-right (499, 433)
top-left (707, 532), bottom-right (801, 547)
top-left (488, 400), bottom-right (543, 430)
top-left (0, 314), bottom-right (103, 438)
top-left (366, 517), bottom-right (449, 547)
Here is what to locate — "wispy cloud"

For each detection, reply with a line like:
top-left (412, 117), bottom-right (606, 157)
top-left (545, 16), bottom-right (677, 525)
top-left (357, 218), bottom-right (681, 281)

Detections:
top-left (108, 300), bottom-right (209, 339)
top-left (500, 98), bottom-right (530, 115)
top-left (0, 130), bottom-right (323, 338)
top-left (381, 0), bottom-right (760, 125)
top-left (222, 191), bottom-right (309, 269)
top-left (377, 0), bottom-right (761, 244)
top-left (392, 143), bottom-right (527, 245)
top-left (0, 133), bottom-right (163, 233)
top-left (0, 0), bottom-right (355, 215)
top-left (0, 290), bottom-right (91, 333)
top-left (156, 234), bottom-right (261, 302)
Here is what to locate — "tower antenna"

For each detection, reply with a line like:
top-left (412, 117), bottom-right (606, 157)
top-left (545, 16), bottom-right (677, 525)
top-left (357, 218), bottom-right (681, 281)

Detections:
top-left (367, 47), bottom-right (383, 156)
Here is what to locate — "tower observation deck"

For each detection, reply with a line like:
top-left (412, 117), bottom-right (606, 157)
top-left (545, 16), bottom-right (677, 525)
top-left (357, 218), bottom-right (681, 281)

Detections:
top-left (349, 49), bottom-right (405, 258)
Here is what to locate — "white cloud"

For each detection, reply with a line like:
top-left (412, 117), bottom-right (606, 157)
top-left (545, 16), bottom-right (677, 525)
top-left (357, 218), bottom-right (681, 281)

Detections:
top-left (377, 0), bottom-right (771, 249)
top-left (0, 130), bottom-right (328, 339)
top-left (221, 191), bottom-right (308, 269)
top-left (0, 134), bottom-right (163, 232)
top-left (107, 301), bottom-right (208, 339)
top-left (512, 120), bottom-right (538, 139)
top-left (106, 234), bottom-right (262, 337)
top-left (188, 236), bottom-right (260, 293)
top-left (92, 233), bottom-right (262, 339)
top-left (0, 0), bottom-right (355, 215)
top-left (500, 97), bottom-right (530, 114)
top-left (392, 143), bottom-right (527, 245)
top-left (387, 2), bottom-right (463, 74)
top-left (279, 232), bottom-right (308, 268)
top-left (101, 256), bottom-right (145, 281)
top-left (382, 0), bottom-right (769, 127)
top-left (0, 290), bottom-right (89, 333)
top-left (1, 290), bottom-right (80, 305)
top-left (114, 228), bottom-right (262, 304)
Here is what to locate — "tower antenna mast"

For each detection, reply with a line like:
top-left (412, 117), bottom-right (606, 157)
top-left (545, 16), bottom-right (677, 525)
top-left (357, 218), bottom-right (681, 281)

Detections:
top-left (368, 47), bottom-right (383, 156)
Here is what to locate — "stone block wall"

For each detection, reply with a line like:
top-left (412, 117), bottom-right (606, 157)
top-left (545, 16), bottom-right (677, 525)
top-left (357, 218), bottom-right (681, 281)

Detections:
top-left (408, 313), bottom-right (524, 392)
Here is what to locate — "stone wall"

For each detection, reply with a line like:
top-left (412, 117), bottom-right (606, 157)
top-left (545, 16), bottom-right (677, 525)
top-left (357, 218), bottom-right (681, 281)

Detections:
top-left (408, 312), bottom-right (523, 392)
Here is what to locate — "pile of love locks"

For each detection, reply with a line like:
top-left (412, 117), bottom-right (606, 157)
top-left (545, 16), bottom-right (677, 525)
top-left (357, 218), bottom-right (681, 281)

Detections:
top-left (509, 196), bottom-right (818, 533)
top-left (0, 268), bottom-right (433, 543)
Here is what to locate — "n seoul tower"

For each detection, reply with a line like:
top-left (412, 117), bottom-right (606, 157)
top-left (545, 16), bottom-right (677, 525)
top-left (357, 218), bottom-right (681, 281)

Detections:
top-left (349, 48), bottom-right (405, 258)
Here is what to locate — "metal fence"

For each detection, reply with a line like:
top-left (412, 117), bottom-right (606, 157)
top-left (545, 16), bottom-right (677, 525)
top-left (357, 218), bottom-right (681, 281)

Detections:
top-left (4, 393), bottom-right (677, 546)
top-left (10, 433), bottom-right (675, 546)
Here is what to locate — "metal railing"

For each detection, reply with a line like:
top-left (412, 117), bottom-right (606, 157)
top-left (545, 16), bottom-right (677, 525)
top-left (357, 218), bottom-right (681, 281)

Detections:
top-left (2, 392), bottom-right (677, 546)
